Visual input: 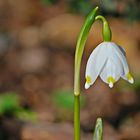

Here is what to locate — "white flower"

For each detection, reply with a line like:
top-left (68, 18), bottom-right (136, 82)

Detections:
top-left (85, 42), bottom-right (134, 89)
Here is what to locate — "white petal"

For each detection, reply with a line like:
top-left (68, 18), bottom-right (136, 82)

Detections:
top-left (85, 83), bottom-right (90, 89)
top-left (99, 59), bottom-right (115, 83)
top-left (85, 42), bottom-right (108, 88)
top-left (117, 45), bottom-right (126, 56)
top-left (109, 82), bottom-right (114, 88)
top-left (129, 78), bottom-right (134, 84)
top-left (109, 42), bottom-right (134, 83)
top-left (121, 72), bottom-right (134, 84)
top-left (110, 42), bottom-right (129, 75)
top-left (108, 46), bottom-right (124, 80)
top-left (100, 45), bottom-right (123, 84)
top-left (99, 61), bottom-right (108, 83)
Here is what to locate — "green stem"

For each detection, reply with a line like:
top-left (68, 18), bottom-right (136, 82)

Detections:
top-left (74, 7), bottom-right (98, 140)
top-left (74, 95), bottom-right (80, 140)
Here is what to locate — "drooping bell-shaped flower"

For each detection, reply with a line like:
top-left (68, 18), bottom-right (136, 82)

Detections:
top-left (85, 42), bottom-right (134, 89)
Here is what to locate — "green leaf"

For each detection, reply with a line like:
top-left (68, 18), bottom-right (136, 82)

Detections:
top-left (15, 109), bottom-right (38, 122)
top-left (0, 93), bottom-right (37, 122)
top-left (0, 93), bottom-right (20, 114)
top-left (52, 90), bottom-right (85, 110)
top-left (93, 118), bottom-right (103, 140)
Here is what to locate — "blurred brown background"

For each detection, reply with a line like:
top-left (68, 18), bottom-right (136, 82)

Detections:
top-left (0, 0), bottom-right (140, 140)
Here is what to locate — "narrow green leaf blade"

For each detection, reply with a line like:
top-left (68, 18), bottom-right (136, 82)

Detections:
top-left (93, 118), bottom-right (103, 140)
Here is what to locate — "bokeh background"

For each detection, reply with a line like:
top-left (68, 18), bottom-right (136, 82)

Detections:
top-left (0, 0), bottom-right (140, 140)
